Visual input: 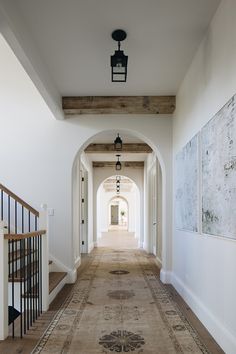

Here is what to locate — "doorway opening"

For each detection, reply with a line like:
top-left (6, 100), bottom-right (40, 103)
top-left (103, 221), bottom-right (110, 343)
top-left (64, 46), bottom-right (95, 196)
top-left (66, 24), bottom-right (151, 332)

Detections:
top-left (97, 175), bottom-right (140, 249)
top-left (109, 196), bottom-right (128, 230)
top-left (72, 129), bottom-right (165, 272)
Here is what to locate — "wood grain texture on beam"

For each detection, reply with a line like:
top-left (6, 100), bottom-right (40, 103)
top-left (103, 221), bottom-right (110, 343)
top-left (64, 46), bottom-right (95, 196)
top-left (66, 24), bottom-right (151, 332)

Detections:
top-left (93, 161), bottom-right (144, 168)
top-left (85, 143), bottom-right (152, 153)
top-left (62, 96), bottom-right (176, 115)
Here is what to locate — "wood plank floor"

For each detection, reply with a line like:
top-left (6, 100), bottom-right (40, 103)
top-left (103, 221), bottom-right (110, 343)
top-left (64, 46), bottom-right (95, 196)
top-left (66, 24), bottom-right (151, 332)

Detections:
top-left (0, 239), bottom-right (224, 353)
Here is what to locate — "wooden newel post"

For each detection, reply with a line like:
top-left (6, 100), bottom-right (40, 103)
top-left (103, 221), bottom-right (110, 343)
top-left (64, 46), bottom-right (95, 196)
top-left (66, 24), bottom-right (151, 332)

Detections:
top-left (0, 221), bottom-right (9, 339)
top-left (39, 204), bottom-right (49, 312)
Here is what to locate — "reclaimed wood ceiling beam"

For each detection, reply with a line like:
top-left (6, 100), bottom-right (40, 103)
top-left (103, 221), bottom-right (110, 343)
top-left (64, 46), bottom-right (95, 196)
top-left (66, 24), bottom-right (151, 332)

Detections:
top-left (62, 96), bottom-right (176, 115)
top-left (85, 143), bottom-right (152, 153)
top-left (93, 161), bottom-right (144, 168)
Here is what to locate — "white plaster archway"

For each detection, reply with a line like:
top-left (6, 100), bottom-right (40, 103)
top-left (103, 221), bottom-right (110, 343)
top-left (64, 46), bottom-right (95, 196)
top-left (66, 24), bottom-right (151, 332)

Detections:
top-left (71, 125), bottom-right (172, 283)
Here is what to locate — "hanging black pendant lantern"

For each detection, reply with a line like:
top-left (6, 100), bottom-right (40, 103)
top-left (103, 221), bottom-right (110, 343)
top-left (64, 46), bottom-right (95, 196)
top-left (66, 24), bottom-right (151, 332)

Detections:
top-left (114, 133), bottom-right (123, 151)
top-left (115, 154), bottom-right (122, 171)
top-left (111, 30), bottom-right (128, 82)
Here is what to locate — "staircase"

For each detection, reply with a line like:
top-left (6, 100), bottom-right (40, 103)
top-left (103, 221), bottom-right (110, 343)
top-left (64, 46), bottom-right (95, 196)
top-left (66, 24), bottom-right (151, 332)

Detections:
top-left (0, 183), bottom-right (67, 339)
top-left (48, 259), bottom-right (67, 303)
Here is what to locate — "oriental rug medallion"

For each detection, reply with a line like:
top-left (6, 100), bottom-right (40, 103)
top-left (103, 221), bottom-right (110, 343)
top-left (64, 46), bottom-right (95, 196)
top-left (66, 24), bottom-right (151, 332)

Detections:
top-left (32, 249), bottom-right (210, 353)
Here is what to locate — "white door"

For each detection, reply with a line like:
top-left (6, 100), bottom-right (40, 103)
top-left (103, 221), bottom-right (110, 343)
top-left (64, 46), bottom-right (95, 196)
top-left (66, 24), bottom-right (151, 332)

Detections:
top-left (80, 169), bottom-right (88, 253)
top-left (150, 164), bottom-right (157, 255)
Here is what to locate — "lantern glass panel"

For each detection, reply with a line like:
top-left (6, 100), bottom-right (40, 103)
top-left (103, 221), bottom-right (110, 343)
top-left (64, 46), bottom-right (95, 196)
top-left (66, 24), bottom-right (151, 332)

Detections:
top-left (116, 162), bottom-right (122, 171)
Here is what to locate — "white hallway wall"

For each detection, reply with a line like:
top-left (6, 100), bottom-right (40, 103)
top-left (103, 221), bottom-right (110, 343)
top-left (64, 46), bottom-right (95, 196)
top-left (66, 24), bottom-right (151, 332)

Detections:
top-left (173, 1), bottom-right (236, 353)
top-left (0, 34), bottom-right (173, 277)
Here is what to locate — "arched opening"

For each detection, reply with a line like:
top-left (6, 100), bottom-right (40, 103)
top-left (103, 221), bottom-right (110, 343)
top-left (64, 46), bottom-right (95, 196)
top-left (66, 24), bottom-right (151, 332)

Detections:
top-left (96, 175), bottom-right (141, 249)
top-left (71, 128), bottom-right (166, 278)
top-left (108, 196), bottom-right (129, 230)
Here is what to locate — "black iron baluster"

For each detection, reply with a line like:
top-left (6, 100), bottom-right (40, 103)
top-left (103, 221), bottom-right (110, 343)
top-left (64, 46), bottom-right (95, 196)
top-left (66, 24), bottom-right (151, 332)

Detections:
top-left (15, 200), bottom-right (20, 338)
top-left (11, 197), bottom-right (15, 338)
top-left (22, 207), bottom-right (26, 335)
top-left (26, 213), bottom-right (29, 331)
top-left (34, 216), bottom-right (37, 320)
top-left (37, 234), bottom-right (40, 317)
top-left (39, 234), bottom-right (42, 314)
top-left (8, 195), bottom-right (10, 282)
top-left (32, 219), bottom-right (35, 323)
top-left (28, 211), bottom-right (32, 327)
top-left (20, 238), bottom-right (23, 338)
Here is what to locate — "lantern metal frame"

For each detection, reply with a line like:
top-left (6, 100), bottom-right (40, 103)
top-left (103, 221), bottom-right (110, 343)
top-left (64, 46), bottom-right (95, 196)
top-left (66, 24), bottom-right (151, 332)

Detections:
top-left (115, 154), bottom-right (122, 171)
top-left (114, 133), bottom-right (123, 151)
top-left (111, 29), bottom-right (128, 82)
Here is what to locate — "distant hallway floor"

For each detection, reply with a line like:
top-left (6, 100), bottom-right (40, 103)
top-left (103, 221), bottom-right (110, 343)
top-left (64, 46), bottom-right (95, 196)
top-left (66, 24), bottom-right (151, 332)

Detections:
top-left (0, 239), bottom-right (223, 354)
top-left (98, 230), bottom-right (138, 249)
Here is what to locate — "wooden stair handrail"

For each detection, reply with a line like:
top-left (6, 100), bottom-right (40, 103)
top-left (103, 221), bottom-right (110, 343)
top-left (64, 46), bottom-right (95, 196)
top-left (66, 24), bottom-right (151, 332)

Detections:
top-left (4, 230), bottom-right (46, 240)
top-left (0, 183), bottom-right (39, 217)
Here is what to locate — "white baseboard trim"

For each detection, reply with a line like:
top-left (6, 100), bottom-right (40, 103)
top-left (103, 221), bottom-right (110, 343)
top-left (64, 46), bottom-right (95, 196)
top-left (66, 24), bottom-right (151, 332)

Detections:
top-left (160, 269), bottom-right (172, 284)
top-left (155, 256), bottom-right (162, 269)
top-left (68, 268), bottom-right (77, 283)
top-left (75, 256), bottom-right (81, 269)
top-left (143, 242), bottom-right (149, 252)
top-left (88, 242), bottom-right (94, 253)
top-left (172, 272), bottom-right (236, 354)
top-left (139, 241), bottom-right (144, 249)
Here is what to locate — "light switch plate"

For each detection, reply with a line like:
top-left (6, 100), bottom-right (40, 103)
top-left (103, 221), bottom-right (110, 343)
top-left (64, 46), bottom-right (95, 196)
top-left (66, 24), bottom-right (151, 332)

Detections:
top-left (48, 208), bottom-right (54, 216)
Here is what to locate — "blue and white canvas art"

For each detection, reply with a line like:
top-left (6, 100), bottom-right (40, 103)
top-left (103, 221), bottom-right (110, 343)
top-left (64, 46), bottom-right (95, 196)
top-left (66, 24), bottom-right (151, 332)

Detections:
top-left (175, 134), bottom-right (198, 232)
top-left (202, 94), bottom-right (236, 239)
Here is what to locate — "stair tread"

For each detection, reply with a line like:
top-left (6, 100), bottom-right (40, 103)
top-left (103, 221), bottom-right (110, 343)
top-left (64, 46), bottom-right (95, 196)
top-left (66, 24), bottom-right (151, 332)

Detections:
top-left (8, 249), bottom-right (35, 263)
top-left (22, 283), bottom-right (39, 298)
top-left (8, 261), bottom-right (38, 282)
top-left (49, 272), bottom-right (67, 294)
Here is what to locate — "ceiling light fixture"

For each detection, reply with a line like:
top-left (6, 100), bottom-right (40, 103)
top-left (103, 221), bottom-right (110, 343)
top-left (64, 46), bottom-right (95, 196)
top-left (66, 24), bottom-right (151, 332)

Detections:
top-left (114, 133), bottom-right (123, 151)
top-left (116, 175), bottom-right (121, 182)
top-left (111, 29), bottom-right (128, 82)
top-left (115, 154), bottom-right (122, 171)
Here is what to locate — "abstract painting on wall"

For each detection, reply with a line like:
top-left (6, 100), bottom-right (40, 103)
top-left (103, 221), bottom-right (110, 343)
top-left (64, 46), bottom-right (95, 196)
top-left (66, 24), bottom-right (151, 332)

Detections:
top-left (202, 94), bottom-right (236, 239)
top-left (175, 134), bottom-right (198, 232)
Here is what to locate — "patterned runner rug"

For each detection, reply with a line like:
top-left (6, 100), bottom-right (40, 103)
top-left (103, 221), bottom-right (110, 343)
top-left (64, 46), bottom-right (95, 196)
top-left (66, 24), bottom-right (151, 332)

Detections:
top-left (32, 248), bottom-right (210, 353)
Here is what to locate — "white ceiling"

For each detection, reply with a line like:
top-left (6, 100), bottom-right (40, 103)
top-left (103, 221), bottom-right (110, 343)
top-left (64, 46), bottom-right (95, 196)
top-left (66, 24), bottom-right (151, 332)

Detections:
top-left (15, 0), bottom-right (220, 96)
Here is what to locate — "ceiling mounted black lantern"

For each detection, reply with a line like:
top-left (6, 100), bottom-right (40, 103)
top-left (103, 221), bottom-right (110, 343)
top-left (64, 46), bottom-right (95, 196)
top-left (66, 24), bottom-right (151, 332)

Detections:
top-left (115, 154), bottom-right (122, 171)
top-left (114, 133), bottom-right (123, 151)
top-left (111, 29), bottom-right (128, 82)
